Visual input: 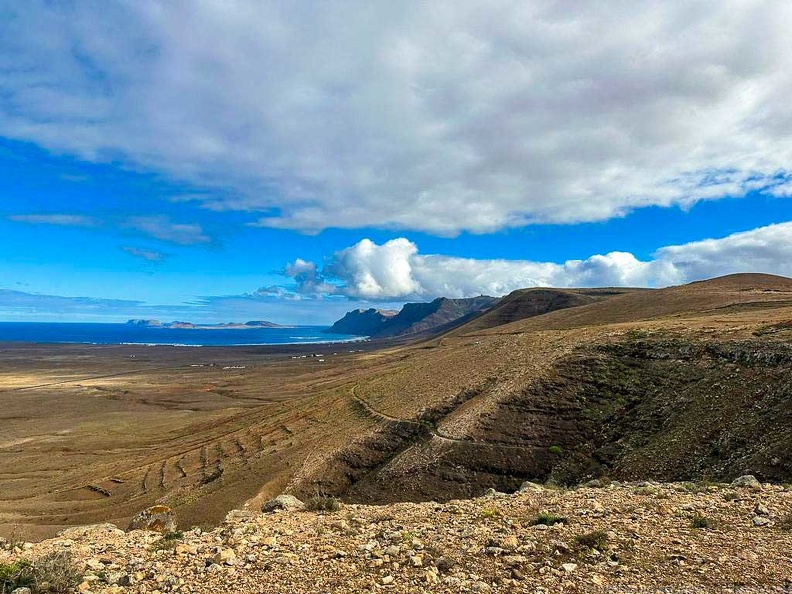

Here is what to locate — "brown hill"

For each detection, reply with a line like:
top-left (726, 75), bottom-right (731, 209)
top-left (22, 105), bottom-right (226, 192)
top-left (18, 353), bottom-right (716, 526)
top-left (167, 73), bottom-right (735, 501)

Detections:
top-left (464, 273), bottom-right (792, 335)
top-left (296, 273), bottom-right (792, 504)
top-left (457, 287), bottom-right (640, 332)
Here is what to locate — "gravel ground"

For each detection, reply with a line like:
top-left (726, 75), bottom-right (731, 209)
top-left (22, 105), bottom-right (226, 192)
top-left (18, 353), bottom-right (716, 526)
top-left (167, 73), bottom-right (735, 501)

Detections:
top-left (2, 481), bottom-right (790, 593)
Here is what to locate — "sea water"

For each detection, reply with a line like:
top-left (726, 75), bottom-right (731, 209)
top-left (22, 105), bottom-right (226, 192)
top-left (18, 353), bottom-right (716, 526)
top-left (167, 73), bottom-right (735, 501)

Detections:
top-left (0, 322), bottom-right (362, 347)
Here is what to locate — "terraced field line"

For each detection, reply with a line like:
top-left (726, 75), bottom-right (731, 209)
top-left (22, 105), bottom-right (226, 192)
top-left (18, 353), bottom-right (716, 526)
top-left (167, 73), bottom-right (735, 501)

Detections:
top-left (0, 366), bottom-right (175, 392)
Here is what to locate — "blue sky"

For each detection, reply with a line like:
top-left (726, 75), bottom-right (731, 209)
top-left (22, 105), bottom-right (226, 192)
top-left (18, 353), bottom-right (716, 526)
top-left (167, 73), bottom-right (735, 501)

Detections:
top-left (2, 2), bottom-right (792, 324)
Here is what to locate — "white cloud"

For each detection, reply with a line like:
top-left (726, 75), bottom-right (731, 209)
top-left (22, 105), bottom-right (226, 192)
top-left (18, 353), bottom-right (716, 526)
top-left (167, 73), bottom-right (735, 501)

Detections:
top-left (277, 258), bottom-right (338, 297)
top-left (2, 2), bottom-right (792, 234)
top-left (289, 223), bottom-right (792, 300)
top-left (122, 246), bottom-right (167, 262)
top-left (9, 212), bottom-right (210, 245)
top-left (327, 239), bottom-right (421, 299)
top-left (123, 216), bottom-right (210, 245)
top-left (9, 214), bottom-right (99, 227)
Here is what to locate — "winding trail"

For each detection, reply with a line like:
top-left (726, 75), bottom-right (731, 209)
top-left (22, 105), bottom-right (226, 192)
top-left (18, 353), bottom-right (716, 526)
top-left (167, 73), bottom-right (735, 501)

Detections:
top-left (350, 385), bottom-right (539, 452)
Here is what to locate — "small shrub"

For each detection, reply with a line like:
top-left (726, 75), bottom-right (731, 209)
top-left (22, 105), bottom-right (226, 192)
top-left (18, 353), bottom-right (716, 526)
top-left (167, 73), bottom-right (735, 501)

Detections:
top-left (722, 491), bottom-right (739, 502)
top-left (481, 508), bottom-right (500, 519)
top-left (150, 531), bottom-right (184, 551)
top-left (633, 486), bottom-right (658, 496)
top-left (575, 530), bottom-right (609, 552)
top-left (163, 530), bottom-right (184, 541)
top-left (691, 514), bottom-right (711, 529)
top-left (304, 495), bottom-right (341, 512)
top-left (681, 481), bottom-right (718, 494)
top-left (778, 513), bottom-right (792, 531)
top-left (548, 445), bottom-right (564, 455)
top-left (401, 530), bottom-right (414, 542)
top-left (200, 468), bottom-right (223, 485)
top-left (0, 559), bottom-right (33, 594)
top-left (534, 512), bottom-right (567, 526)
top-left (32, 550), bottom-right (81, 593)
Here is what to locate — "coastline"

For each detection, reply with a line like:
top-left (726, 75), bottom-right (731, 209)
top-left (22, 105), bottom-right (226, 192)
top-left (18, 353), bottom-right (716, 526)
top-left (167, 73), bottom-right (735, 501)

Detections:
top-left (0, 321), bottom-right (367, 348)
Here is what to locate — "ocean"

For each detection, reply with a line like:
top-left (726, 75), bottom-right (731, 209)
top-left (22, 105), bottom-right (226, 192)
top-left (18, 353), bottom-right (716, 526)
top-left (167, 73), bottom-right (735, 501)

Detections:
top-left (0, 322), bottom-right (362, 347)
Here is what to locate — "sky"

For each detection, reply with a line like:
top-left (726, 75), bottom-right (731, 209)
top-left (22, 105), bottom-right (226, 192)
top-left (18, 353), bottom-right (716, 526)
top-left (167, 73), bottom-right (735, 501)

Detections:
top-left (1, 1), bottom-right (792, 324)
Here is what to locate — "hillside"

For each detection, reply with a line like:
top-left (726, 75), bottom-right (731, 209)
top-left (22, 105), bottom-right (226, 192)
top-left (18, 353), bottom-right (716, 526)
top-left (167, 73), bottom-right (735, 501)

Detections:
top-left (2, 273), bottom-right (792, 544)
top-left (294, 274), bottom-right (792, 503)
top-left (457, 288), bottom-right (616, 332)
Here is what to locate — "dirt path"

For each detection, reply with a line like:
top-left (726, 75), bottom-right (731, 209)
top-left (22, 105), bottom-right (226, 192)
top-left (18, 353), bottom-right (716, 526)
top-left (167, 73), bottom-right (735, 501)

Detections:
top-left (349, 384), bottom-right (537, 452)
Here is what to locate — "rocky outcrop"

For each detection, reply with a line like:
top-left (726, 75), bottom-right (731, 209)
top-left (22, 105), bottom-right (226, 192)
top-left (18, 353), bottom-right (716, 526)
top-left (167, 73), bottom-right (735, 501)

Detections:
top-left (261, 494), bottom-right (305, 513)
top-left (127, 505), bottom-right (177, 533)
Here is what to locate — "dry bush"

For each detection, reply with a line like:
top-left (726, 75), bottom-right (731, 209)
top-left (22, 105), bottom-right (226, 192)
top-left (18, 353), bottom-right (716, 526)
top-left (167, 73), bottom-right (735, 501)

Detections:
top-left (32, 550), bottom-right (81, 593)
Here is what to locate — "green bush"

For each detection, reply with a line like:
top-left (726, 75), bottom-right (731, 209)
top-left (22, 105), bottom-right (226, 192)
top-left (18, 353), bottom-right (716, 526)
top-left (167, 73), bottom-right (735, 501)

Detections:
top-left (575, 530), bottom-right (609, 551)
top-left (534, 512), bottom-right (567, 526)
top-left (151, 531), bottom-right (184, 551)
top-left (548, 445), bottom-right (564, 455)
top-left (0, 559), bottom-right (33, 594)
top-left (305, 495), bottom-right (341, 512)
top-left (691, 514), bottom-right (711, 529)
top-left (481, 508), bottom-right (500, 519)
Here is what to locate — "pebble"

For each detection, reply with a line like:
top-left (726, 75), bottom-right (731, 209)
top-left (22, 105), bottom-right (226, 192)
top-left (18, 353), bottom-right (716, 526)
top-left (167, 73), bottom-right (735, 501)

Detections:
top-left (561, 563), bottom-right (578, 573)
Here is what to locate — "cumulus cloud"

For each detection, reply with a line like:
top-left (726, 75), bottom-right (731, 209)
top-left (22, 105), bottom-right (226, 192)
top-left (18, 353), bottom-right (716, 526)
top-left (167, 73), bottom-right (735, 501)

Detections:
top-left (286, 223), bottom-right (792, 300)
top-left (2, 2), bottom-right (792, 234)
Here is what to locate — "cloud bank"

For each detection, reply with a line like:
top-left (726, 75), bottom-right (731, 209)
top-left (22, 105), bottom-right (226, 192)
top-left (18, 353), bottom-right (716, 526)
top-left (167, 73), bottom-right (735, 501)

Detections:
top-left (284, 222), bottom-right (792, 300)
top-left (2, 2), bottom-right (792, 234)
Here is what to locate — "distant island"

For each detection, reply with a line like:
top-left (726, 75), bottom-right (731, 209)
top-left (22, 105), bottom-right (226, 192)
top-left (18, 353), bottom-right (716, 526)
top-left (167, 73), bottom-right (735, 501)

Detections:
top-left (126, 319), bottom-right (287, 330)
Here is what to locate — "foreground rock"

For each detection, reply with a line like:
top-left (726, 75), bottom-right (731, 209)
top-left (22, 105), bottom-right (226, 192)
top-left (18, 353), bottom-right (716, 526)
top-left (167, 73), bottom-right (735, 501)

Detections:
top-left (261, 494), bottom-right (305, 513)
top-left (127, 505), bottom-right (177, 533)
top-left (2, 482), bottom-right (791, 593)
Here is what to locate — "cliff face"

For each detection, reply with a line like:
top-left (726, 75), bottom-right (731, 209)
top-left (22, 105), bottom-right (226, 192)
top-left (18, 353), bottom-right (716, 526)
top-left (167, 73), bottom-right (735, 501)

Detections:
top-left (324, 308), bottom-right (398, 335)
top-left (325, 297), bottom-right (499, 339)
top-left (374, 296), bottom-right (499, 338)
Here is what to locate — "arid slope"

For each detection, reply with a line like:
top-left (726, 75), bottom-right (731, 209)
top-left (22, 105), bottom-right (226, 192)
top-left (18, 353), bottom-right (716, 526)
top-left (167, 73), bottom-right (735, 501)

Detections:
top-left (1, 274), bottom-right (791, 541)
